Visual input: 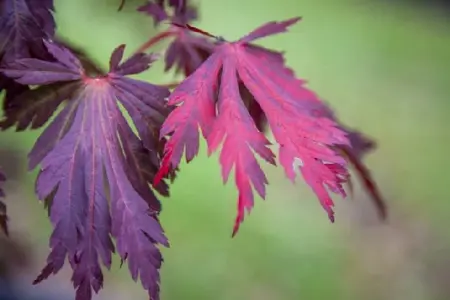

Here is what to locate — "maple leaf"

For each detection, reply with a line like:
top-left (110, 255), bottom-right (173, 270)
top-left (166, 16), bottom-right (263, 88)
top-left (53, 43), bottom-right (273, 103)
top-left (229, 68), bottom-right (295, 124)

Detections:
top-left (0, 73), bottom-right (29, 109)
top-left (155, 17), bottom-right (356, 236)
top-left (290, 102), bottom-right (387, 219)
top-left (0, 0), bottom-right (57, 128)
top-left (1, 40), bottom-right (172, 300)
top-left (138, 0), bottom-right (169, 25)
top-left (137, 0), bottom-right (215, 76)
top-left (0, 81), bottom-right (81, 130)
top-left (217, 27), bottom-right (386, 221)
top-left (0, 0), bottom-right (55, 61)
top-left (0, 168), bottom-right (7, 235)
top-left (138, 0), bottom-right (197, 25)
top-left (242, 61), bottom-right (386, 220)
top-left (0, 37), bottom-right (107, 132)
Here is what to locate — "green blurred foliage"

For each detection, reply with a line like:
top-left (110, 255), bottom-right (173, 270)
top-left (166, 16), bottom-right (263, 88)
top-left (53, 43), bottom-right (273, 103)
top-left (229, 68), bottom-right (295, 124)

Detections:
top-left (1, 0), bottom-right (450, 299)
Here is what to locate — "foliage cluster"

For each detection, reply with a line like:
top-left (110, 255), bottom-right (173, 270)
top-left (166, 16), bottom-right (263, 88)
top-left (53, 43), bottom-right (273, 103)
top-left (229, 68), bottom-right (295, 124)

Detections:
top-left (0, 1), bottom-right (385, 299)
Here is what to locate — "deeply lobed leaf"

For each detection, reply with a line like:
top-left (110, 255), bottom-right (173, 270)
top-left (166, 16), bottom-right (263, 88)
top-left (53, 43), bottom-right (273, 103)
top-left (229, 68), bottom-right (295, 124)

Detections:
top-left (248, 81), bottom-right (386, 219)
top-left (1, 40), bottom-right (171, 300)
top-left (156, 17), bottom-right (361, 234)
top-left (138, 0), bottom-right (214, 76)
top-left (0, 0), bottom-right (57, 123)
top-left (138, 0), bottom-right (168, 25)
top-left (138, 0), bottom-right (197, 25)
top-left (0, 0), bottom-right (55, 61)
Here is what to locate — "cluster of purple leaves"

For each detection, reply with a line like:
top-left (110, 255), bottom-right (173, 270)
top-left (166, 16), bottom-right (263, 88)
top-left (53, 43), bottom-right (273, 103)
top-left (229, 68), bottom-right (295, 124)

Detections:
top-left (0, 1), bottom-right (173, 300)
top-left (0, 0), bottom-right (56, 236)
top-left (0, 0), bottom-right (386, 299)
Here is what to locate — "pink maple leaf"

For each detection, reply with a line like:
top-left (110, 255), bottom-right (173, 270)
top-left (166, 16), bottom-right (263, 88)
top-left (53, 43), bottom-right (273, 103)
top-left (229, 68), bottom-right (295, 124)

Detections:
top-left (155, 17), bottom-right (353, 236)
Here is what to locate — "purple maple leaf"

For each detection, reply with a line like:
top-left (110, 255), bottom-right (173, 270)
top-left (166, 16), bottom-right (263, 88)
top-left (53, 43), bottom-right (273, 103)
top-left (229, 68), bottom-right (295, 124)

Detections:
top-left (137, 0), bottom-right (214, 76)
top-left (0, 74), bottom-right (29, 111)
top-left (1, 40), bottom-right (171, 300)
top-left (0, 168), bottom-right (7, 235)
top-left (0, 0), bottom-right (55, 61)
top-left (0, 0), bottom-right (57, 126)
top-left (138, 0), bottom-right (197, 25)
top-left (0, 81), bottom-right (81, 131)
top-left (138, 0), bottom-right (168, 25)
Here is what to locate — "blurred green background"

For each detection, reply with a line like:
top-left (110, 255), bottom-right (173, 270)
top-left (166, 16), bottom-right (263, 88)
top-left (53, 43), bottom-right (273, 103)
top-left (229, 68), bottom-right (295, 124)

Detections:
top-left (1, 0), bottom-right (450, 299)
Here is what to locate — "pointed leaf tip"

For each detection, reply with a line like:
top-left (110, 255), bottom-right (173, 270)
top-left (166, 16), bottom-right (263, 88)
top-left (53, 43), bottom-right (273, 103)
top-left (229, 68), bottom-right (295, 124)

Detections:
top-left (239, 17), bottom-right (302, 43)
top-left (109, 44), bottom-right (126, 71)
top-left (338, 143), bottom-right (387, 220)
top-left (109, 44), bottom-right (160, 76)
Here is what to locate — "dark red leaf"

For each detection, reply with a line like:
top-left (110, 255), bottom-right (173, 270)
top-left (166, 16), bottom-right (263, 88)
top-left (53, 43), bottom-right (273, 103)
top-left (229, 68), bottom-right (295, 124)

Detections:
top-left (138, 0), bottom-right (213, 76)
top-left (0, 81), bottom-right (81, 131)
top-left (0, 0), bottom-right (57, 122)
top-left (0, 168), bottom-right (7, 235)
top-left (138, 1), bottom-right (169, 25)
top-left (56, 37), bottom-right (105, 75)
top-left (336, 130), bottom-right (386, 219)
top-left (0, 74), bottom-right (29, 111)
top-left (138, 0), bottom-right (197, 25)
top-left (164, 33), bottom-right (215, 76)
top-left (155, 17), bottom-right (354, 235)
top-left (2, 40), bottom-right (171, 300)
top-left (0, 0), bottom-right (56, 62)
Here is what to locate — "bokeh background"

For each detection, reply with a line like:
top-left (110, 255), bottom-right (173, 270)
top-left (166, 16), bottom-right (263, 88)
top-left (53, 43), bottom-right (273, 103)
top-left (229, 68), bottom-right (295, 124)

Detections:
top-left (1, 0), bottom-right (450, 299)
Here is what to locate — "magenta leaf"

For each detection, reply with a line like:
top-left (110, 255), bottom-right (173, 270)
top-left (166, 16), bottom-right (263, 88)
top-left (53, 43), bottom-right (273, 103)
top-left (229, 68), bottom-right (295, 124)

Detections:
top-left (248, 91), bottom-right (386, 219)
top-left (2, 40), bottom-right (171, 300)
top-left (155, 17), bottom-right (355, 235)
top-left (238, 17), bottom-right (302, 43)
top-left (282, 101), bottom-right (386, 219)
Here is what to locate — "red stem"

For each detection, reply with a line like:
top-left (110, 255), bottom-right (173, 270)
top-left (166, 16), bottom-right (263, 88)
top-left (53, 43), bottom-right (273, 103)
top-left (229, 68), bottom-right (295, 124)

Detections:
top-left (134, 30), bottom-right (175, 54)
top-left (171, 23), bottom-right (217, 39)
